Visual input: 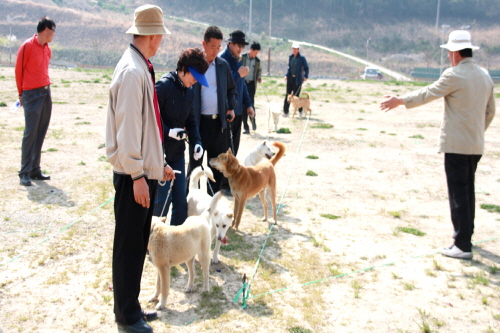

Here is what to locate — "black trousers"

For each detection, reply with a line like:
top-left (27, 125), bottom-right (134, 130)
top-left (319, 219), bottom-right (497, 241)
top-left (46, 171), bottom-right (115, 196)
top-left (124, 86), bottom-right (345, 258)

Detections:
top-left (112, 173), bottom-right (157, 325)
top-left (19, 86), bottom-right (52, 176)
top-left (186, 116), bottom-right (230, 195)
top-left (243, 80), bottom-right (256, 132)
top-left (283, 78), bottom-right (302, 114)
top-left (228, 114), bottom-right (242, 156)
top-left (444, 153), bottom-right (481, 252)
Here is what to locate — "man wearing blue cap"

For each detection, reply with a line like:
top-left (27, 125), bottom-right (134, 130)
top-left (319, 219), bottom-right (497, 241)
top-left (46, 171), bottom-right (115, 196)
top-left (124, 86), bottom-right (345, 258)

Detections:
top-left (154, 48), bottom-right (209, 225)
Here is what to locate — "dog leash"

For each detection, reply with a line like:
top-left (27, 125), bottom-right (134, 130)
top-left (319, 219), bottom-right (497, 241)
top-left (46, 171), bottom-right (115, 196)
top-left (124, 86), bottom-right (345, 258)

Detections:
top-left (158, 170), bottom-right (181, 218)
top-left (227, 121), bottom-right (235, 153)
top-left (200, 164), bottom-right (215, 196)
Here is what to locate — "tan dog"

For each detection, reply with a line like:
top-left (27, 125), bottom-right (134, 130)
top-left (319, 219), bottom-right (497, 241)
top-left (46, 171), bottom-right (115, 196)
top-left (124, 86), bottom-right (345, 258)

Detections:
top-left (148, 192), bottom-right (222, 310)
top-left (209, 142), bottom-right (286, 230)
top-left (287, 91), bottom-right (312, 118)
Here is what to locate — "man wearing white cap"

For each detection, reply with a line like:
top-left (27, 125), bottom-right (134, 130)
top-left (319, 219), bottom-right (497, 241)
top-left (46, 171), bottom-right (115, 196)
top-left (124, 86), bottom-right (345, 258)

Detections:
top-left (283, 41), bottom-right (309, 117)
top-left (106, 5), bottom-right (174, 333)
top-left (380, 30), bottom-right (495, 260)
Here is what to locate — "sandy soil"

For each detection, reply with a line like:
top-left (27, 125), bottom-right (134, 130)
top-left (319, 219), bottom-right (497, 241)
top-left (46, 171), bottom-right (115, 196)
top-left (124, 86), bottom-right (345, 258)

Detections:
top-left (0, 67), bottom-right (499, 333)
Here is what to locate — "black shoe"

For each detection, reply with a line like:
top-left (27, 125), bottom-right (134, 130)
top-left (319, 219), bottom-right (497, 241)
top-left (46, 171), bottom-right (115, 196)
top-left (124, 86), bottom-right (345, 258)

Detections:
top-left (117, 318), bottom-right (153, 333)
top-left (243, 130), bottom-right (250, 134)
top-left (142, 310), bottom-right (158, 322)
top-left (250, 117), bottom-right (257, 131)
top-left (30, 171), bottom-right (50, 180)
top-left (19, 174), bottom-right (32, 186)
top-left (221, 188), bottom-right (232, 197)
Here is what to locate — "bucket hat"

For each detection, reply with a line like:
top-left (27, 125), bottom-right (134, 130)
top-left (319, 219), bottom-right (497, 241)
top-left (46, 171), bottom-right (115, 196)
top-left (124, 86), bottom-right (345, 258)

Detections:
top-left (440, 30), bottom-right (479, 51)
top-left (226, 30), bottom-right (248, 45)
top-left (126, 5), bottom-right (171, 36)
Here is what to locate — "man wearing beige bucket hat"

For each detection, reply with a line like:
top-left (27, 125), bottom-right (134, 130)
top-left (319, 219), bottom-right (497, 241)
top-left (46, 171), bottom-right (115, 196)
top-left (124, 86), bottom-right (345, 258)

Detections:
top-left (106, 5), bottom-right (174, 333)
top-left (380, 30), bottom-right (495, 260)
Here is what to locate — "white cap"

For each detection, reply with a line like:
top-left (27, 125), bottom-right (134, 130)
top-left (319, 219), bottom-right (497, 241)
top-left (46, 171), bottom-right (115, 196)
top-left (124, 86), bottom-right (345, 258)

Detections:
top-left (291, 42), bottom-right (300, 49)
top-left (440, 30), bottom-right (479, 51)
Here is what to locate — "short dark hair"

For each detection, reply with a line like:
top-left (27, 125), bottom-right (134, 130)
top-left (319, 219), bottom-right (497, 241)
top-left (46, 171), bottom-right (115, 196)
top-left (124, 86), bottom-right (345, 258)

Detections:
top-left (37, 16), bottom-right (56, 33)
top-left (459, 48), bottom-right (473, 58)
top-left (250, 42), bottom-right (261, 51)
top-left (177, 48), bottom-right (209, 74)
top-left (204, 26), bottom-right (223, 43)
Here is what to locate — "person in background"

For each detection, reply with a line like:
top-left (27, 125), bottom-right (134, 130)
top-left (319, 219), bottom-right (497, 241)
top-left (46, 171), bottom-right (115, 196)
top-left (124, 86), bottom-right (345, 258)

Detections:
top-left (380, 30), bottom-right (495, 260)
top-left (219, 30), bottom-right (255, 158)
top-left (15, 16), bottom-right (56, 186)
top-left (106, 5), bottom-right (174, 333)
top-left (283, 41), bottom-right (309, 117)
top-left (153, 48), bottom-right (209, 225)
top-left (241, 41), bottom-right (262, 134)
top-left (185, 26), bottom-right (237, 196)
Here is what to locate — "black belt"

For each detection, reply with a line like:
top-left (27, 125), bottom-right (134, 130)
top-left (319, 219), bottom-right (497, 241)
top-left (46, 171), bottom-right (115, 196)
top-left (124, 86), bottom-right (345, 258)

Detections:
top-left (201, 114), bottom-right (218, 119)
top-left (27, 85), bottom-right (50, 91)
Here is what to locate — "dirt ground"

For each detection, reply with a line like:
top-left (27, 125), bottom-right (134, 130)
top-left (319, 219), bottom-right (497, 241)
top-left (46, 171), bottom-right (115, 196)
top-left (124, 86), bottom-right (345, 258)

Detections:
top-left (0, 66), bottom-right (499, 333)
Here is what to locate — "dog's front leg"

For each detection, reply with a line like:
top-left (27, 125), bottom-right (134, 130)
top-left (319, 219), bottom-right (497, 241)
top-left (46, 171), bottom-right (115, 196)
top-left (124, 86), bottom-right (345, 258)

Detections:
top-left (212, 239), bottom-right (221, 263)
top-left (148, 272), bottom-right (161, 304)
top-left (185, 257), bottom-right (196, 292)
top-left (258, 190), bottom-right (268, 221)
top-left (234, 197), bottom-right (246, 230)
top-left (156, 265), bottom-right (170, 310)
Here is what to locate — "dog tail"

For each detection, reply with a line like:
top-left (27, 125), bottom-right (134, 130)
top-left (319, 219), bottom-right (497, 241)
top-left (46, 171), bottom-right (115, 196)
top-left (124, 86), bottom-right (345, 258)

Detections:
top-left (270, 142), bottom-right (286, 166)
top-left (208, 191), bottom-right (224, 220)
top-left (303, 92), bottom-right (311, 99)
top-left (189, 166), bottom-right (215, 190)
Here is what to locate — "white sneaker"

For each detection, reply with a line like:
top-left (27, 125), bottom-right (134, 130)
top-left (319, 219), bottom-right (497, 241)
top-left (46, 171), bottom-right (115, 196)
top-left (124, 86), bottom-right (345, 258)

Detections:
top-left (441, 245), bottom-right (472, 259)
top-left (282, 113), bottom-right (289, 118)
top-left (299, 111), bottom-right (304, 117)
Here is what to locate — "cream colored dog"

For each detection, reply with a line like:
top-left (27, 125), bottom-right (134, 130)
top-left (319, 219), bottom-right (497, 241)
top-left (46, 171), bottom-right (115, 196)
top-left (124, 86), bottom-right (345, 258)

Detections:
top-left (187, 167), bottom-right (233, 263)
top-left (209, 142), bottom-right (286, 230)
top-left (148, 192), bottom-right (222, 310)
top-left (267, 102), bottom-right (281, 132)
top-left (287, 91), bottom-right (312, 118)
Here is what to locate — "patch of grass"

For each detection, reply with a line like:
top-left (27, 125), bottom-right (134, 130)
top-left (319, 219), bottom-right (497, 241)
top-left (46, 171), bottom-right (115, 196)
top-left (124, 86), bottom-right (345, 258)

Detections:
top-left (53, 101), bottom-right (68, 104)
top-left (480, 204), bottom-right (500, 213)
top-left (397, 227), bottom-right (426, 236)
top-left (389, 133), bottom-right (397, 136)
top-left (47, 148), bottom-right (58, 152)
top-left (402, 282), bottom-right (415, 290)
top-left (78, 161), bottom-right (86, 166)
top-left (351, 279), bottom-right (364, 298)
top-left (409, 134), bottom-right (424, 139)
top-left (482, 297), bottom-right (488, 305)
top-left (277, 127), bottom-right (291, 133)
top-left (75, 121), bottom-right (91, 125)
top-left (433, 259), bottom-right (446, 271)
top-left (388, 211), bottom-right (402, 219)
top-left (311, 123), bottom-right (333, 129)
top-left (425, 269), bottom-right (437, 277)
top-left (416, 308), bottom-right (431, 333)
top-left (306, 155), bottom-right (319, 159)
top-left (488, 265), bottom-right (498, 274)
top-left (14, 126), bottom-right (25, 131)
top-left (98, 143), bottom-right (106, 149)
top-left (0, 101), bottom-right (7, 107)
top-left (98, 156), bottom-right (108, 162)
top-left (471, 272), bottom-right (489, 286)
top-left (288, 327), bottom-right (312, 333)
top-left (357, 128), bottom-right (367, 131)
top-left (320, 214), bottom-right (341, 220)
top-left (306, 170), bottom-right (317, 176)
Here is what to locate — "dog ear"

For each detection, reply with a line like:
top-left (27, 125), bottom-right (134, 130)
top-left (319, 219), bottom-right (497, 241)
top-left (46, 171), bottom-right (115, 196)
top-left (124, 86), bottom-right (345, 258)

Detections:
top-left (227, 213), bottom-right (234, 219)
top-left (227, 148), bottom-right (233, 156)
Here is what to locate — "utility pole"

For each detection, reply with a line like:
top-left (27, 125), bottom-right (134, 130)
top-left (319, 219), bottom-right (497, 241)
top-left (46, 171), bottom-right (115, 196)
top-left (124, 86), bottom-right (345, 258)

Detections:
top-left (7, 15), bottom-right (23, 64)
top-left (440, 24), bottom-right (450, 75)
top-left (435, 0), bottom-right (441, 31)
top-left (267, 0), bottom-right (272, 76)
top-left (248, 0), bottom-right (253, 36)
top-left (366, 38), bottom-right (371, 60)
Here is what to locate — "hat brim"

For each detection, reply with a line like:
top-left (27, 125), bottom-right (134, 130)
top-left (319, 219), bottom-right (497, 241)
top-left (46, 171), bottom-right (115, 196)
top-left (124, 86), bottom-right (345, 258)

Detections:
top-left (440, 42), bottom-right (479, 51)
top-left (226, 38), bottom-right (249, 45)
top-left (126, 25), bottom-right (171, 35)
top-left (188, 66), bottom-right (209, 88)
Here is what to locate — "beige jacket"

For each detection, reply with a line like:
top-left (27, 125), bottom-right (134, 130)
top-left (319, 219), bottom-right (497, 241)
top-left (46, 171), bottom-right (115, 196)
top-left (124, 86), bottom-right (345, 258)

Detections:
top-left (404, 58), bottom-right (495, 155)
top-left (106, 46), bottom-right (164, 180)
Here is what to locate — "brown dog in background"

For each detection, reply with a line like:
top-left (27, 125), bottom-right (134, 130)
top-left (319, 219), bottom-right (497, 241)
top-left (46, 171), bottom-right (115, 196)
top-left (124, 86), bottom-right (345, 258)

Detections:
top-left (287, 91), bottom-right (312, 118)
top-left (209, 142), bottom-right (286, 230)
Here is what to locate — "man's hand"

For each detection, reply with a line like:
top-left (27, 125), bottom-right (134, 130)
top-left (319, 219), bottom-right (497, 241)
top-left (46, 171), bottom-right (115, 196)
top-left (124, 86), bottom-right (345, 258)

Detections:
top-left (169, 128), bottom-right (188, 140)
top-left (380, 95), bottom-right (404, 112)
top-left (303, 77), bottom-right (307, 82)
top-left (226, 110), bottom-right (235, 122)
top-left (247, 106), bottom-right (255, 118)
top-left (238, 66), bottom-right (249, 78)
top-left (133, 177), bottom-right (150, 208)
top-left (163, 165), bottom-right (175, 182)
top-left (283, 76), bottom-right (287, 82)
top-left (193, 144), bottom-right (203, 161)
top-left (19, 97), bottom-right (23, 107)
top-left (257, 78), bottom-right (262, 83)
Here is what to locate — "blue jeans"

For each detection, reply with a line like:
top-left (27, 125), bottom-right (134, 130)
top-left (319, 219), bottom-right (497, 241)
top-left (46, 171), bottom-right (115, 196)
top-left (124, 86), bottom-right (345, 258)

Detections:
top-left (153, 158), bottom-right (187, 226)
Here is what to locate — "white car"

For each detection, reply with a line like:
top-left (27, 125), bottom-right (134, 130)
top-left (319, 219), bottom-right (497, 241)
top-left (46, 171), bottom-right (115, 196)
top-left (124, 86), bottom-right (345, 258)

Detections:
top-left (361, 68), bottom-right (383, 80)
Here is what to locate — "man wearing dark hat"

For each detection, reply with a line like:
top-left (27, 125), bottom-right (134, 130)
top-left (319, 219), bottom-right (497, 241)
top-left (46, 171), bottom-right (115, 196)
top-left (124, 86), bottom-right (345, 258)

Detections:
top-left (219, 30), bottom-right (254, 158)
top-left (106, 5), bottom-right (174, 333)
top-left (381, 30), bottom-right (495, 260)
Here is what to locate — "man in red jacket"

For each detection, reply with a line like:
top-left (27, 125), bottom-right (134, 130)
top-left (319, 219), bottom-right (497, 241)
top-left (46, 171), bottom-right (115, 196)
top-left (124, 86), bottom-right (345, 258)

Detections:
top-left (15, 16), bottom-right (56, 186)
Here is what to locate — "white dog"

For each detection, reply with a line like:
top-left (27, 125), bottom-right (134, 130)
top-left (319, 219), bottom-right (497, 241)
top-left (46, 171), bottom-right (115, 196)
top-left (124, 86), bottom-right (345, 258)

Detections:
top-left (243, 140), bottom-right (275, 166)
top-left (187, 166), bottom-right (233, 263)
top-left (267, 102), bottom-right (281, 132)
top-left (148, 192), bottom-right (222, 310)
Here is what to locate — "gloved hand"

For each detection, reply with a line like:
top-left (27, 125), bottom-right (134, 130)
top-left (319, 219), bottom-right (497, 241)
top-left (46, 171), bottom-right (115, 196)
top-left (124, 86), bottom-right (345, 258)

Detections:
top-left (169, 128), bottom-right (188, 140)
top-left (193, 144), bottom-right (203, 160)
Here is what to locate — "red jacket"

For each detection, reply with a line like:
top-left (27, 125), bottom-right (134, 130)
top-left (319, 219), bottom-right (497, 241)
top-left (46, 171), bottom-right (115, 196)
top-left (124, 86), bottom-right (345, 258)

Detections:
top-left (15, 35), bottom-right (51, 96)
